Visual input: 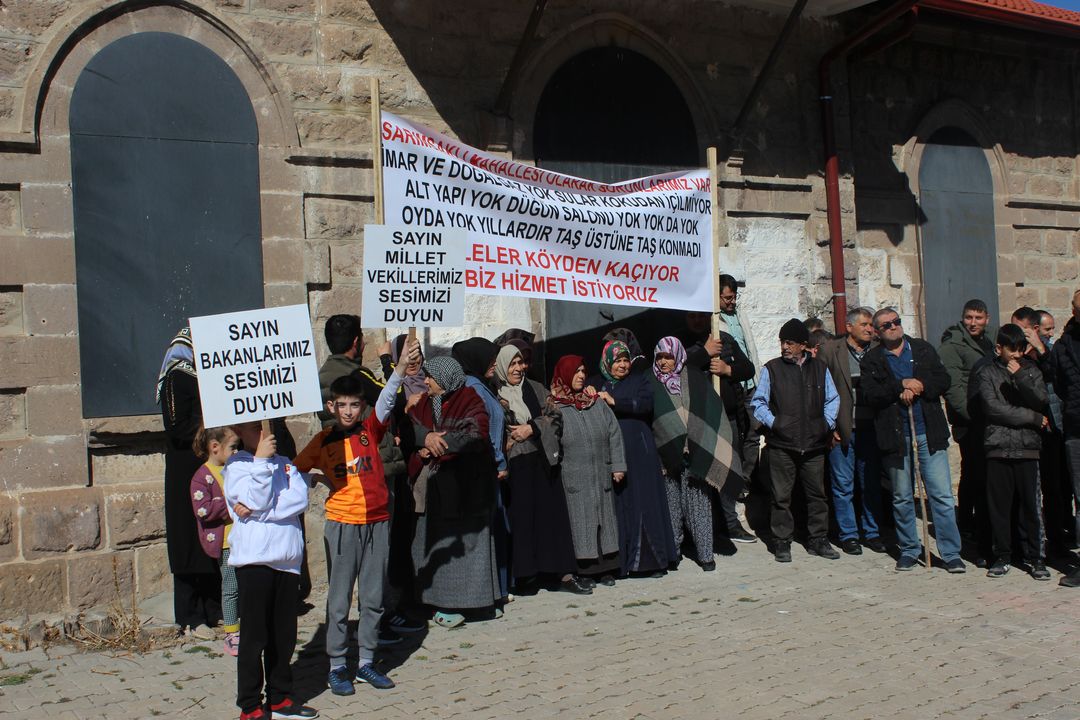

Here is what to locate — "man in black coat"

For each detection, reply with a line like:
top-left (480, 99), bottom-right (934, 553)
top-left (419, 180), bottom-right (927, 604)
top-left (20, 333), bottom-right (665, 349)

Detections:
top-left (1051, 290), bottom-right (1080, 587)
top-left (860, 308), bottom-right (965, 573)
top-left (750, 319), bottom-right (840, 563)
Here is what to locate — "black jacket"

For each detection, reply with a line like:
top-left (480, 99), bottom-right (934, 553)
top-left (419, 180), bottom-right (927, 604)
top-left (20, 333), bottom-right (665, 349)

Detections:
top-left (970, 356), bottom-right (1047, 460)
top-left (860, 337), bottom-right (952, 457)
top-left (682, 329), bottom-right (754, 440)
top-left (1050, 321), bottom-right (1080, 438)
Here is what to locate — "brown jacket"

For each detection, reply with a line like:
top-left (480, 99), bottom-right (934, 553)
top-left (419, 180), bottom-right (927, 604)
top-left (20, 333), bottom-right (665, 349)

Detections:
top-left (818, 336), bottom-right (871, 447)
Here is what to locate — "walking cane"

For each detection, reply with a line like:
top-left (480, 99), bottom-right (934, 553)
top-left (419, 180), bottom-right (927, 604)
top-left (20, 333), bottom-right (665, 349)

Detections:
top-left (907, 405), bottom-right (933, 571)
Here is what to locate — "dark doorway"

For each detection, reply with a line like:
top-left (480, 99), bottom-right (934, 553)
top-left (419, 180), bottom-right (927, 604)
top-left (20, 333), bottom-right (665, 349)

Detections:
top-left (70, 32), bottom-right (264, 417)
top-left (533, 46), bottom-right (699, 378)
top-left (918, 127), bottom-right (999, 345)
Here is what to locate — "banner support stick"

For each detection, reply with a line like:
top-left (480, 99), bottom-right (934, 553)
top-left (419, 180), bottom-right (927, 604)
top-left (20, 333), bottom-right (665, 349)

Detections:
top-left (707, 146), bottom-right (721, 394)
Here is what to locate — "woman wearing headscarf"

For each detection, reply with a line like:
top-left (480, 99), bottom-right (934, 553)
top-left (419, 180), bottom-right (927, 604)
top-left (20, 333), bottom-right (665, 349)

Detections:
top-left (451, 338), bottom-right (511, 602)
top-left (157, 327), bottom-right (222, 636)
top-left (594, 338), bottom-right (678, 576)
top-left (408, 356), bottom-right (500, 628)
top-left (651, 337), bottom-right (744, 571)
top-left (495, 345), bottom-right (590, 595)
top-left (551, 355), bottom-right (626, 585)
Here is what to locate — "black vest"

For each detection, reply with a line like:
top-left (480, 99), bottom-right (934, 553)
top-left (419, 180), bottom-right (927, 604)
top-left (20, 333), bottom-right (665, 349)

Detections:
top-left (765, 355), bottom-right (830, 453)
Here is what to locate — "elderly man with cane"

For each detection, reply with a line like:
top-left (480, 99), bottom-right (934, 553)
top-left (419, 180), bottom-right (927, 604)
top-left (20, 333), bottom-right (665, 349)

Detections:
top-left (860, 308), bottom-right (966, 573)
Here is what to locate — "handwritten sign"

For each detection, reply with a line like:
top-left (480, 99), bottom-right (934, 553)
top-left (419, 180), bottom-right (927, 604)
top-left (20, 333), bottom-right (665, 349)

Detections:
top-left (189, 304), bottom-right (322, 426)
top-left (362, 225), bottom-right (466, 327)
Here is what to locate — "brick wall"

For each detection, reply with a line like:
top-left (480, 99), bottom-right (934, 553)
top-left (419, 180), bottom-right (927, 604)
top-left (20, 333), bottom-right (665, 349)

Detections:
top-left (0, 0), bottom-right (1077, 619)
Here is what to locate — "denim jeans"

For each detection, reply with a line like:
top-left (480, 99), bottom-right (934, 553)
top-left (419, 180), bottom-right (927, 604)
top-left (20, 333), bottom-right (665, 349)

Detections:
top-left (828, 429), bottom-right (883, 541)
top-left (885, 433), bottom-right (962, 562)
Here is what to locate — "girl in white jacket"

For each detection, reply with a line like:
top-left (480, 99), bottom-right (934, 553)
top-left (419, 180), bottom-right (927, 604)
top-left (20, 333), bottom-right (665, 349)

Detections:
top-left (224, 422), bottom-right (317, 720)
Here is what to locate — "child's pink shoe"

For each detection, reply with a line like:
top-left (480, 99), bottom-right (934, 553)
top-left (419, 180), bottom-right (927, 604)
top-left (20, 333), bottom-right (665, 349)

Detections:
top-left (223, 631), bottom-right (239, 657)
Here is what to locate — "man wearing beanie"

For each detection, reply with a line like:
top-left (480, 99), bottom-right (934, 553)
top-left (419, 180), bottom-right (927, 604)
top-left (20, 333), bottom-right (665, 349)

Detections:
top-left (750, 318), bottom-right (840, 563)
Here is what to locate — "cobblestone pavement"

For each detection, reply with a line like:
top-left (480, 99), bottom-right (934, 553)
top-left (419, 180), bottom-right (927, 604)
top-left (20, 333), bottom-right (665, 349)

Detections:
top-left (3, 537), bottom-right (1080, 720)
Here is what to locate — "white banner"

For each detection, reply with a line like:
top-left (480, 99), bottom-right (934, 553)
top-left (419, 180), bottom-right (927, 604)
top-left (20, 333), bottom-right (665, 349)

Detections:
top-left (380, 111), bottom-right (713, 311)
top-left (362, 224), bottom-right (466, 327)
top-left (190, 304), bottom-right (322, 427)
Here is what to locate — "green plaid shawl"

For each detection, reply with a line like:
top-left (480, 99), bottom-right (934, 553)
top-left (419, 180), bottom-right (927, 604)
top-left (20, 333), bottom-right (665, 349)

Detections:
top-left (651, 367), bottom-right (744, 493)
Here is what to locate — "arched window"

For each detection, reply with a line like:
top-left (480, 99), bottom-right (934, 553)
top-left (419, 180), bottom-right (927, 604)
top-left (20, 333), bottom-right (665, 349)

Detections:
top-left (918, 127), bottom-right (999, 343)
top-left (534, 46), bottom-right (699, 371)
top-left (70, 32), bottom-right (264, 417)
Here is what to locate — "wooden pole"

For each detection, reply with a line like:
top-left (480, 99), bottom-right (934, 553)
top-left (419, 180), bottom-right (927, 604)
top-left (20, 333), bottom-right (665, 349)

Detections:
top-left (707, 147), bottom-right (721, 393)
top-left (908, 406), bottom-right (933, 571)
top-left (370, 77), bottom-right (385, 226)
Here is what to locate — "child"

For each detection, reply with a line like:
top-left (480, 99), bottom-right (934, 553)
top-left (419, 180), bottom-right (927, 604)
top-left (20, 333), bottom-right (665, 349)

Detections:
top-left (294, 336), bottom-right (420, 697)
top-left (224, 421), bottom-right (317, 720)
top-left (190, 425), bottom-right (240, 656)
top-left (971, 323), bottom-right (1051, 581)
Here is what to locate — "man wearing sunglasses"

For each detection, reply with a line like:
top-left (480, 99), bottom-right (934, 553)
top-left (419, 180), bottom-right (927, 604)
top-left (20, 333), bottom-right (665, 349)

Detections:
top-left (860, 308), bottom-right (965, 573)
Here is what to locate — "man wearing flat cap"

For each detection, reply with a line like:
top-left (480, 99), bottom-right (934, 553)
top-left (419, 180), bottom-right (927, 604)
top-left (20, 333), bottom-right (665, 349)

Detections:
top-left (751, 319), bottom-right (840, 563)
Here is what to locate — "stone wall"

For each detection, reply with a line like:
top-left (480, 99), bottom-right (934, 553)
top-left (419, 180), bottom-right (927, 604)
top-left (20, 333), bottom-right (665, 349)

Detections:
top-left (0, 0), bottom-right (1077, 619)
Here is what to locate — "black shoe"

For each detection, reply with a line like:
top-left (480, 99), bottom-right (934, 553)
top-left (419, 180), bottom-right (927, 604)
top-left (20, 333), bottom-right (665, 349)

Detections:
top-left (863, 537), bottom-right (886, 554)
top-left (945, 558), bottom-right (966, 574)
top-left (1060, 569), bottom-right (1080, 587)
top-left (728, 526), bottom-right (758, 544)
top-left (1029, 560), bottom-right (1051, 582)
top-left (699, 560), bottom-right (716, 572)
top-left (774, 542), bottom-right (792, 563)
top-left (840, 539), bottom-right (862, 555)
top-left (559, 576), bottom-right (593, 595)
top-left (598, 574), bottom-right (616, 586)
top-left (987, 558), bottom-right (1010, 578)
top-left (808, 538), bottom-right (840, 560)
top-left (578, 575), bottom-right (597, 589)
top-left (895, 555), bottom-right (918, 571)
top-left (974, 557), bottom-right (989, 569)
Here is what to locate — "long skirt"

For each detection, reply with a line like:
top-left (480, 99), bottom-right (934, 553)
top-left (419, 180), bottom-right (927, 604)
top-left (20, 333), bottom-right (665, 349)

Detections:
top-left (412, 512), bottom-right (500, 610)
top-left (667, 469), bottom-right (714, 563)
top-left (507, 452), bottom-right (577, 580)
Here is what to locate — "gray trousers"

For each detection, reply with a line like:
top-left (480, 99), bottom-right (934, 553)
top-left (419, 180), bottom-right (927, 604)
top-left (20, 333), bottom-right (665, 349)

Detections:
top-left (667, 469), bottom-right (714, 563)
top-left (324, 519), bottom-right (389, 667)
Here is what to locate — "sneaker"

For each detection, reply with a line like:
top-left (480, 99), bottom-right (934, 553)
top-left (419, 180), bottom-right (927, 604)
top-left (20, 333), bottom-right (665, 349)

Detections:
top-left (945, 558), bottom-right (967, 574)
top-left (223, 631), bottom-right (239, 657)
top-left (840, 538), bottom-right (862, 555)
top-left (385, 614), bottom-right (426, 634)
top-left (240, 708), bottom-right (267, 720)
top-left (807, 538), bottom-right (840, 560)
top-left (895, 555), bottom-right (918, 571)
top-left (774, 541), bottom-right (792, 563)
top-left (269, 699), bottom-right (319, 719)
top-left (987, 559), bottom-right (1010, 578)
top-left (187, 624), bottom-right (216, 641)
top-left (356, 663), bottom-right (395, 690)
top-left (1029, 560), bottom-right (1051, 581)
top-left (863, 537), bottom-right (887, 554)
top-left (728, 526), bottom-right (758, 544)
top-left (327, 666), bottom-right (354, 696)
top-left (377, 630), bottom-right (404, 647)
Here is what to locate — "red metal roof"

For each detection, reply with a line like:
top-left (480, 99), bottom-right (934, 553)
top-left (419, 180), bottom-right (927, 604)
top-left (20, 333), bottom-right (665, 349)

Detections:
top-left (920, 0), bottom-right (1080, 35)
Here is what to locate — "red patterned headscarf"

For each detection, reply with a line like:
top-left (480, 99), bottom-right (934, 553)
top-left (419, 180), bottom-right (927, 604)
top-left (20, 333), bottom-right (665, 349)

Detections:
top-left (550, 355), bottom-right (596, 410)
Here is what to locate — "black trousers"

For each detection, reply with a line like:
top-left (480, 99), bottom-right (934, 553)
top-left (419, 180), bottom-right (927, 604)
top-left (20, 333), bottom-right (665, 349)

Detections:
top-left (1039, 431), bottom-right (1070, 550)
top-left (236, 564), bottom-right (299, 712)
top-left (767, 446), bottom-right (828, 543)
top-left (172, 572), bottom-right (222, 631)
top-left (957, 431), bottom-right (992, 558)
top-left (986, 458), bottom-right (1043, 563)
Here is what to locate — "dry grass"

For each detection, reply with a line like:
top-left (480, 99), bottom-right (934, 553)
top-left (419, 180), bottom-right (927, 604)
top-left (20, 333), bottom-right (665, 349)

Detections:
top-left (68, 556), bottom-right (156, 653)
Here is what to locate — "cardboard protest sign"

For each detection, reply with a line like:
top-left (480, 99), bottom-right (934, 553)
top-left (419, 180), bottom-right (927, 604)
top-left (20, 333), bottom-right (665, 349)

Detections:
top-left (379, 111), bottom-right (713, 312)
top-left (361, 225), bottom-right (467, 327)
top-left (189, 304), bottom-right (322, 427)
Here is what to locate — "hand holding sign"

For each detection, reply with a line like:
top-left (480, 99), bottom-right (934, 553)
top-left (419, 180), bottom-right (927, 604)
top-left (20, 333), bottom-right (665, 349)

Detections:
top-left (396, 337), bottom-right (422, 377)
top-left (255, 425), bottom-right (276, 459)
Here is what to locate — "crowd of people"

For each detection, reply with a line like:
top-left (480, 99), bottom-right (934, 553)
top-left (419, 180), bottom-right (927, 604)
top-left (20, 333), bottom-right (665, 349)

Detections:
top-left (156, 276), bottom-right (1080, 720)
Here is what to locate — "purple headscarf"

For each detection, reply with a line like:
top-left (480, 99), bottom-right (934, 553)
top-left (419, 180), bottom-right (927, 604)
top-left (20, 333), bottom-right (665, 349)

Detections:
top-left (653, 336), bottom-right (687, 395)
